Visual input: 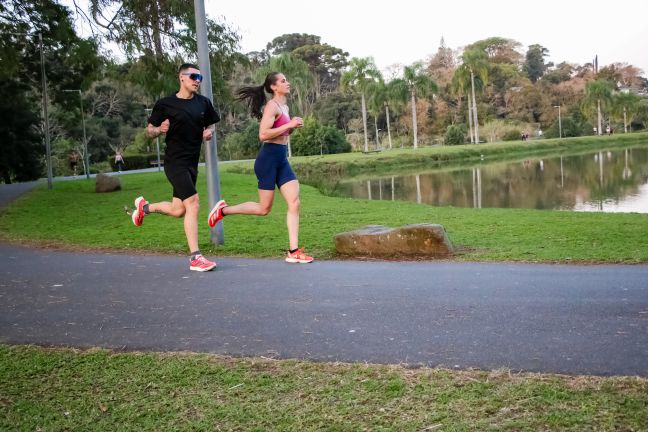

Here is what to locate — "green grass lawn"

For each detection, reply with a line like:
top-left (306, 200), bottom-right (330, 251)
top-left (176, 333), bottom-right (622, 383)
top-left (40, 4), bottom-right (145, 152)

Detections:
top-left (2, 139), bottom-right (648, 430)
top-left (1, 167), bottom-right (647, 262)
top-left (2, 345), bottom-right (647, 431)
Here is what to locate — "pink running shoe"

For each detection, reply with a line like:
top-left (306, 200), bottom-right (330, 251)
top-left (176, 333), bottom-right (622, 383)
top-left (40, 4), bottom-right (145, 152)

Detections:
top-left (285, 248), bottom-right (314, 264)
top-left (190, 255), bottom-right (217, 272)
top-left (132, 196), bottom-right (147, 227)
top-left (208, 199), bottom-right (227, 228)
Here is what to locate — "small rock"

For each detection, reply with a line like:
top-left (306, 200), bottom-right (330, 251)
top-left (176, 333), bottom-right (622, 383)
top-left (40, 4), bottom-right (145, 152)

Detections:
top-left (95, 173), bottom-right (121, 193)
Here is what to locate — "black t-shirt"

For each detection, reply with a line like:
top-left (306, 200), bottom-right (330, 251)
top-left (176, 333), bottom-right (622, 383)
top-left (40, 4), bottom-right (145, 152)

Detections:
top-left (148, 93), bottom-right (220, 167)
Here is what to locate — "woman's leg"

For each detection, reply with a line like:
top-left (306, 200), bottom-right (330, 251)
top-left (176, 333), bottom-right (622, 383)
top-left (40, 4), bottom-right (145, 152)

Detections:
top-left (222, 189), bottom-right (275, 216)
top-left (279, 180), bottom-right (300, 251)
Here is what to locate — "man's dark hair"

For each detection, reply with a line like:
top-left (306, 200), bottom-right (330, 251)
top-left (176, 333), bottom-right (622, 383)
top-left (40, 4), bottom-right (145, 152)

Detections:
top-left (178, 63), bottom-right (199, 73)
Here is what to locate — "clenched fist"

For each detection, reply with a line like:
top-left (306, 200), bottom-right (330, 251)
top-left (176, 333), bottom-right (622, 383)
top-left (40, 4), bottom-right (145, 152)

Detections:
top-left (159, 119), bottom-right (170, 133)
top-left (203, 128), bottom-right (214, 141)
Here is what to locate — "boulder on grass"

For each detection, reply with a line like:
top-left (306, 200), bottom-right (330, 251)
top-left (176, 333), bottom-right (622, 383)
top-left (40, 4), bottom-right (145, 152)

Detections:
top-left (335, 224), bottom-right (453, 258)
top-left (95, 173), bottom-right (121, 193)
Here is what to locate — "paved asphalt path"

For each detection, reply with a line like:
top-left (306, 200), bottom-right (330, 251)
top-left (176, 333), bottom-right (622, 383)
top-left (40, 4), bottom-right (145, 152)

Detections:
top-left (1, 181), bottom-right (647, 377)
top-left (1, 243), bottom-right (647, 376)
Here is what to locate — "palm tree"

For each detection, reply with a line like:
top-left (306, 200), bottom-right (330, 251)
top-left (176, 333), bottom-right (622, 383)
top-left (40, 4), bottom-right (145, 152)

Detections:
top-left (389, 63), bottom-right (437, 148)
top-left (259, 54), bottom-right (315, 117)
top-left (451, 66), bottom-right (474, 143)
top-left (584, 79), bottom-right (614, 135)
top-left (341, 57), bottom-right (382, 152)
top-left (612, 91), bottom-right (641, 133)
top-left (458, 49), bottom-right (488, 143)
top-left (366, 80), bottom-right (388, 150)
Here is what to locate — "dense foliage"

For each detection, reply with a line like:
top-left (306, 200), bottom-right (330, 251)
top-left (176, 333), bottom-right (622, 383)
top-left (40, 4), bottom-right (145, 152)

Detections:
top-left (1, 0), bottom-right (647, 183)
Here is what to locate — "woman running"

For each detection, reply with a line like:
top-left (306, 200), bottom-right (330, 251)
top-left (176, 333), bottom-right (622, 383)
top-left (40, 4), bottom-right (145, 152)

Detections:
top-left (207, 72), bottom-right (313, 263)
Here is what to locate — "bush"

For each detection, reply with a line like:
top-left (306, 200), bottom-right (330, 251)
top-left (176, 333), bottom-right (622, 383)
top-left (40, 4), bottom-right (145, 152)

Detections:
top-left (544, 117), bottom-right (590, 138)
top-left (291, 117), bottom-right (351, 156)
top-left (502, 129), bottom-right (522, 141)
top-left (444, 124), bottom-right (466, 145)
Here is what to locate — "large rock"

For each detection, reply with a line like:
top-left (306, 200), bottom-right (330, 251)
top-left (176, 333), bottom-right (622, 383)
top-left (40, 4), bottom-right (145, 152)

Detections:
top-left (335, 224), bottom-right (453, 258)
top-left (95, 173), bottom-right (121, 193)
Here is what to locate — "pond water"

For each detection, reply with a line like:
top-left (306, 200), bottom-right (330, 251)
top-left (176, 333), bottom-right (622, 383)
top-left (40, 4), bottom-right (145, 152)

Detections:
top-left (332, 146), bottom-right (648, 213)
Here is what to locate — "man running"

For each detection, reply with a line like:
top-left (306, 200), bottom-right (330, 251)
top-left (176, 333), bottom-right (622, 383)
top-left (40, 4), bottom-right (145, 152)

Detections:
top-left (131, 63), bottom-right (220, 272)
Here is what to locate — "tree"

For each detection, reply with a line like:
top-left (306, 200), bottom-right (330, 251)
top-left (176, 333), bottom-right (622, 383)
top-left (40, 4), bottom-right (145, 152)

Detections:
top-left (258, 54), bottom-right (314, 117)
top-left (457, 49), bottom-right (489, 143)
top-left (291, 43), bottom-right (349, 97)
top-left (389, 63), bottom-right (437, 148)
top-left (341, 57), bottom-right (382, 152)
top-left (427, 37), bottom-right (456, 88)
top-left (313, 92), bottom-right (361, 132)
top-left (0, 80), bottom-right (42, 183)
top-left (523, 44), bottom-right (550, 82)
top-left (290, 117), bottom-right (350, 156)
top-left (465, 37), bottom-right (522, 64)
top-left (1, 0), bottom-right (102, 181)
top-left (583, 79), bottom-right (614, 135)
top-left (87, 0), bottom-right (191, 61)
top-left (612, 91), bottom-right (641, 133)
top-left (366, 81), bottom-right (387, 149)
top-left (266, 33), bottom-right (321, 55)
top-left (451, 66), bottom-right (474, 142)
top-left (597, 63), bottom-right (645, 90)
top-left (444, 124), bottom-right (466, 145)
top-left (544, 62), bottom-right (574, 84)
top-left (85, 0), bottom-right (242, 104)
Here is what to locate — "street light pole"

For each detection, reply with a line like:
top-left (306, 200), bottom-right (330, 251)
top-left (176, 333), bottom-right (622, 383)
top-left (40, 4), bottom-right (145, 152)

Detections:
top-left (38, 33), bottom-right (53, 189)
top-left (10, 31), bottom-right (53, 187)
top-left (553, 105), bottom-right (562, 139)
top-left (194, 0), bottom-right (224, 245)
top-left (64, 89), bottom-right (89, 179)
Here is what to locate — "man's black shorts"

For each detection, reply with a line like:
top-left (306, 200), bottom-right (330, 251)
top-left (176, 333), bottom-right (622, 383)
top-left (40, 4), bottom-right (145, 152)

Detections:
top-left (164, 165), bottom-right (198, 201)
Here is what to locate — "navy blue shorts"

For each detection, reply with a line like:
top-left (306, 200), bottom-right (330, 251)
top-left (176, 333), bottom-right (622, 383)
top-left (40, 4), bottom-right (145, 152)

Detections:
top-left (164, 165), bottom-right (198, 201)
top-left (254, 143), bottom-right (297, 190)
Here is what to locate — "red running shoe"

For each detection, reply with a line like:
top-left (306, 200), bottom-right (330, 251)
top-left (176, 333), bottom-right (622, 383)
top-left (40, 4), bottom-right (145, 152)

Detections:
top-left (190, 255), bottom-right (217, 272)
top-left (132, 196), bottom-right (147, 227)
top-left (285, 247), bottom-right (314, 264)
top-left (208, 199), bottom-right (227, 228)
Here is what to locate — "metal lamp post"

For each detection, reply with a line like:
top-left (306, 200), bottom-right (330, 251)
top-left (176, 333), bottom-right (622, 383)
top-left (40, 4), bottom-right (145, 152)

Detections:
top-left (63, 89), bottom-right (89, 179)
top-left (9, 31), bottom-right (53, 187)
top-left (553, 105), bottom-right (562, 139)
top-left (193, 0), bottom-right (224, 245)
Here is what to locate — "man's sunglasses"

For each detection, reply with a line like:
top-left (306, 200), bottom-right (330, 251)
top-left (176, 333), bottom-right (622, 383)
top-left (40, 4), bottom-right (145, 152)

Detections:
top-left (181, 72), bottom-right (203, 82)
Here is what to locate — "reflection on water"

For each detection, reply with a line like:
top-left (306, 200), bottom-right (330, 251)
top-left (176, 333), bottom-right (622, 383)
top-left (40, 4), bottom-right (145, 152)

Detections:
top-left (333, 146), bottom-right (648, 213)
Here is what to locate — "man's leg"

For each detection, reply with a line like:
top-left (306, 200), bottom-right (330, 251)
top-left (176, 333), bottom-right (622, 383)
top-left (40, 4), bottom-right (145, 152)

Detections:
top-left (182, 194), bottom-right (200, 253)
top-left (148, 199), bottom-right (186, 218)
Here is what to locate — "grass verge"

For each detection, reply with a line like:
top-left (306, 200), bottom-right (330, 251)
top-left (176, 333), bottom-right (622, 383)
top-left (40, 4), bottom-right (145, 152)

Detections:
top-left (1, 167), bottom-right (647, 262)
top-left (1, 345), bottom-right (647, 431)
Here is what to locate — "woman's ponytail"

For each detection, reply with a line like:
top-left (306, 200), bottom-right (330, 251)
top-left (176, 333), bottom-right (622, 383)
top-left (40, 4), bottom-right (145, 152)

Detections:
top-left (235, 72), bottom-right (281, 119)
top-left (235, 85), bottom-right (266, 119)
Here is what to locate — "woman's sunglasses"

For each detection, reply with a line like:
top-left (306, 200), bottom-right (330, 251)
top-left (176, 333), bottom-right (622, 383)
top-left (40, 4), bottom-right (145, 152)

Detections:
top-left (181, 72), bottom-right (203, 82)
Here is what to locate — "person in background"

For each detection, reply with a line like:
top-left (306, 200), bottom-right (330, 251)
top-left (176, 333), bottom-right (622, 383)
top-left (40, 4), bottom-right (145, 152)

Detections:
top-left (114, 151), bottom-right (125, 172)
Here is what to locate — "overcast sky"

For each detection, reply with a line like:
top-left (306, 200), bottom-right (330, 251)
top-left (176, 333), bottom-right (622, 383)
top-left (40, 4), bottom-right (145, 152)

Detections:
top-left (207, 0), bottom-right (648, 76)
top-left (62, 0), bottom-right (648, 77)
